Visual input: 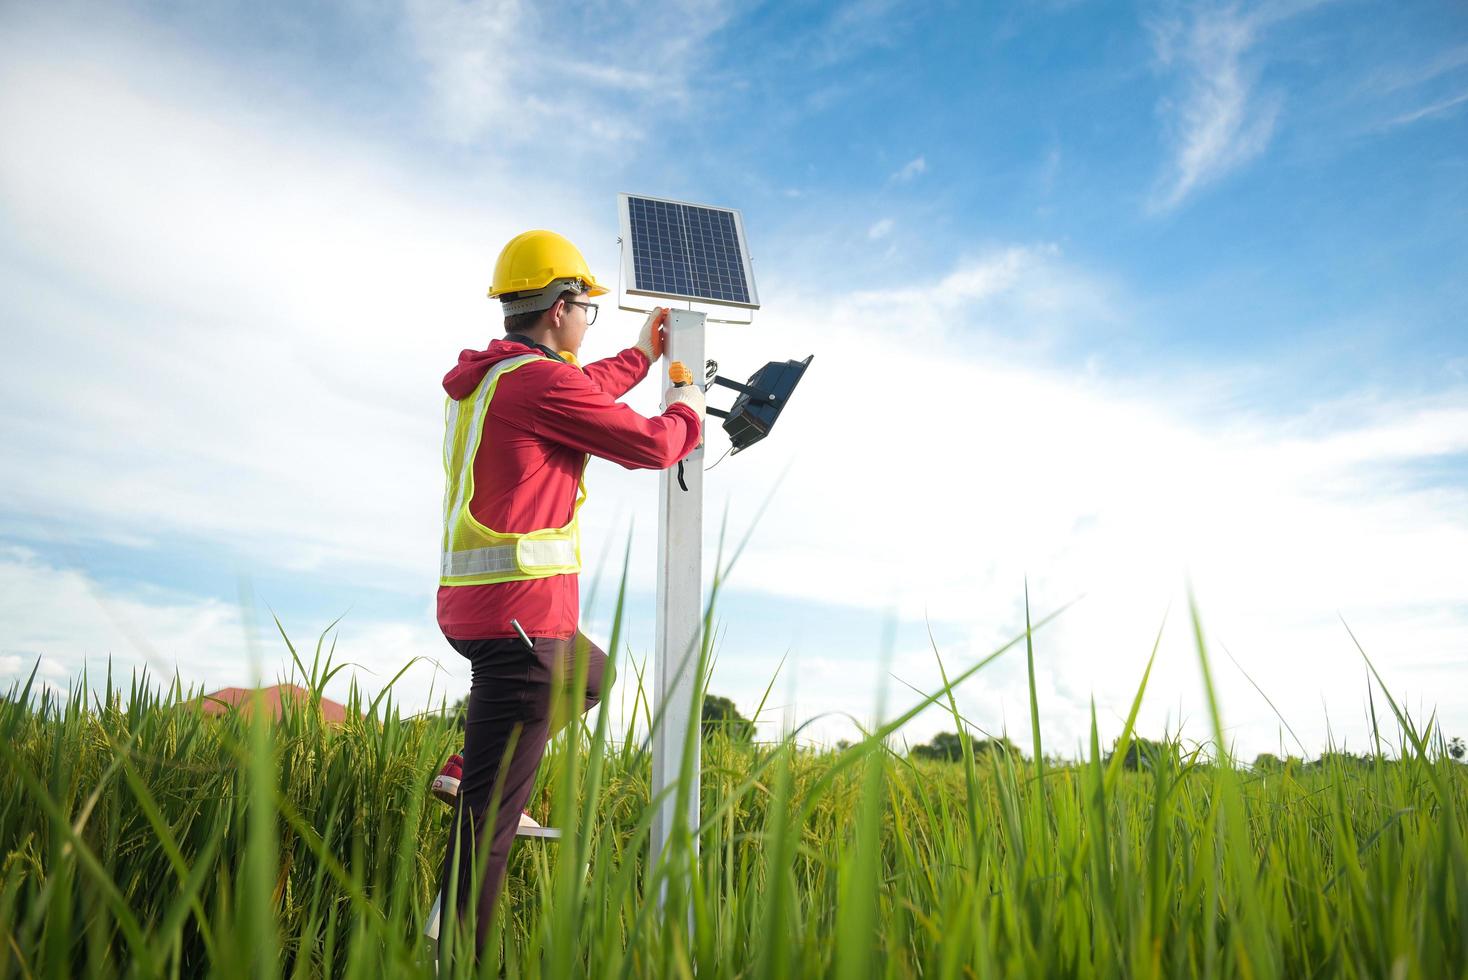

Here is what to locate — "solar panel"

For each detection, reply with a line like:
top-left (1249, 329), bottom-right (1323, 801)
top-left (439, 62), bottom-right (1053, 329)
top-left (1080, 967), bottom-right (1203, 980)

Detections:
top-left (618, 194), bottom-right (760, 310)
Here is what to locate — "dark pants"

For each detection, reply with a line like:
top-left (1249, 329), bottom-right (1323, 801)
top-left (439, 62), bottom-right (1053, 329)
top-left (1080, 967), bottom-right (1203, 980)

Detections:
top-left (437, 631), bottom-right (610, 964)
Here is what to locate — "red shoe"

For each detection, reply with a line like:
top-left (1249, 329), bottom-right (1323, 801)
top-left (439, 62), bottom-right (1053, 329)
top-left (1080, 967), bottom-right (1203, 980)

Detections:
top-left (432, 753), bottom-right (557, 838)
top-left (431, 753), bottom-right (463, 805)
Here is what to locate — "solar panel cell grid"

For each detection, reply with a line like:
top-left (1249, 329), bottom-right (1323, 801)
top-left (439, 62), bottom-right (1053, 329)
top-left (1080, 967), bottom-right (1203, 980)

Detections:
top-left (626, 197), bottom-right (752, 305)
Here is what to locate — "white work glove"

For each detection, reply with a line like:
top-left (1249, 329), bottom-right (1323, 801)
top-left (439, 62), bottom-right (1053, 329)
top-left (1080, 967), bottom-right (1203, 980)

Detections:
top-left (634, 308), bottom-right (668, 364)
top-left (664, 384), bottom-right (706, 430)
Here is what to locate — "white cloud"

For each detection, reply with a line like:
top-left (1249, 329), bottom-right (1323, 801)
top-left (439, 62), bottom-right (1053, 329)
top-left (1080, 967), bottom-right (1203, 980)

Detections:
top-left (1368, 43), bottom-right (1468, 94)
top-left (890, 155), bottom-right (927, 183)
top-left (0, 544), bottom-right (467, 713)
top-left (0, 545), bottom-right (252, 692)
top-left (803, 0), bottom-right (906, 70)
top-left (1147, 2), bottom-right (1327, 211)
top-left (688, 274), bottom-right (1468, 755)
top-left (401, 0), bottom-right (737, 144)
top-left (1385, 89), bottom-right (1468, 128)
top-left (0, 544), bottom-right (682, 744)
top-left (403, 0), bottom-right (524, 143)
top-left (837, 243), bottom-right (1113, 353)
top-left (0, 25), bottom-right (603, 594)
top-left (867, 218), bottom-right (894, 240)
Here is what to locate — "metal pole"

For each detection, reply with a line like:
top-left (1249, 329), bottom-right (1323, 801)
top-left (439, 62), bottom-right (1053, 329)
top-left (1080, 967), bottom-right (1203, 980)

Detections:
top-left (650, 307), bottom-right (705, 903)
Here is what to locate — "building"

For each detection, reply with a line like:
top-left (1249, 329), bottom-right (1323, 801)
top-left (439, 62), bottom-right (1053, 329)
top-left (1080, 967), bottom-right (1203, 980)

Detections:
top-left (198, 683), bottom-right (350, 724)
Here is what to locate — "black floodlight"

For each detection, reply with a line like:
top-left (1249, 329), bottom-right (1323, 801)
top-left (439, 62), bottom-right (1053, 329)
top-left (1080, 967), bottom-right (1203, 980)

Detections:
top-left (706, 355), bottom-right (813, 455)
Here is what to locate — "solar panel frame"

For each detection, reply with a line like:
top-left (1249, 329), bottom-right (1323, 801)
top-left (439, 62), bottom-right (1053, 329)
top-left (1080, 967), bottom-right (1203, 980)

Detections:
top-left (618, 193), bottom-right (760, 311)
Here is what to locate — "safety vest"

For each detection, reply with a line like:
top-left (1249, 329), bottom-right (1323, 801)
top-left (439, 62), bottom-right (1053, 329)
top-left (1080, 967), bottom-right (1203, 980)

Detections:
top-left (440, 354), bottom-right (587, 587)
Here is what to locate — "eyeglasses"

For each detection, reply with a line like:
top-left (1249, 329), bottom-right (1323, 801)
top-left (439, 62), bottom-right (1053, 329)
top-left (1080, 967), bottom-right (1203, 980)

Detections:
top-left (564, 299), bottom-right (599, 326)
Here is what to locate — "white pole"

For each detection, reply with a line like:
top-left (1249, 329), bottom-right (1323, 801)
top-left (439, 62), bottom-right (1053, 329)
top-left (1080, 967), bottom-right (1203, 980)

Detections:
top-left (651, 307), bottom-right (705, 903)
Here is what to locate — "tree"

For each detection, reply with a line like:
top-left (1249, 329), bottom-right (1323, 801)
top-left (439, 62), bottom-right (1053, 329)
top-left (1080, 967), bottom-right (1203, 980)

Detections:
top-left (1449, 737), bottom-right (1465, 762)
top-left (910, 731), bottom-right (1022, 763)
top-left (911, 731), bottom-right (965, 762)
top-left (701, 694), bottom-right (754, 742)
top-left (972, 736), bottom-right (1023, 760)
top-left (1106, 737), bottom-right (1178, 772)
top-left (1252, 753), bottom-right (1301, 773)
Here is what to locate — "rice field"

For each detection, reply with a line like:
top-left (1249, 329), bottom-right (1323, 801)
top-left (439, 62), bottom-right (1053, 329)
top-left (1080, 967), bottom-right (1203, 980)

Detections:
top-left (1, 581), bottom-right (1465, 978)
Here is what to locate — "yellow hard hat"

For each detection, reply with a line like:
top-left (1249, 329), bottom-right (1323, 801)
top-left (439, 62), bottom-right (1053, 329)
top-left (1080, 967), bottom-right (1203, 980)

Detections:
top-left (489, 229), bottom-right (608, 299)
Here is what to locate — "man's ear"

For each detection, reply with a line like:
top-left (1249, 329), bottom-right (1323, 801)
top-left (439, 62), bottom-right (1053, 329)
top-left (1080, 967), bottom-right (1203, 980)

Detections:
top-left (547, 298), bottom-right (566, 330)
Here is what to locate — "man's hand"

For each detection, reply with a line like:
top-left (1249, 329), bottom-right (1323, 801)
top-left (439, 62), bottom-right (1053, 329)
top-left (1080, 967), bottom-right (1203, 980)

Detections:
top-left (635, 307), bottom-right (669, 364)
top-left (664, 383), bottom-right (706, 427)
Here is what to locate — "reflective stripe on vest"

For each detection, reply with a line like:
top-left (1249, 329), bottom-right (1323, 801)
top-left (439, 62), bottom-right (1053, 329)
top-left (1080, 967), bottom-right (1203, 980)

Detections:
top-left (439, 354), bottom-right (588, 587)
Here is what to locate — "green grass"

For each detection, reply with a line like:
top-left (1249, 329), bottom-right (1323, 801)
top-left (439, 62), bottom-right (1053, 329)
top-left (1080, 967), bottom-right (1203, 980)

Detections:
top-left (1, 573), bottom-right (1465, 978)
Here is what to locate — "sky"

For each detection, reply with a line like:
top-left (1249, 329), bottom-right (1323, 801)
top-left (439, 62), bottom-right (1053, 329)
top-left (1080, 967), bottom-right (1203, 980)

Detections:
top-left (1, 0), bottom-right (1465, 761)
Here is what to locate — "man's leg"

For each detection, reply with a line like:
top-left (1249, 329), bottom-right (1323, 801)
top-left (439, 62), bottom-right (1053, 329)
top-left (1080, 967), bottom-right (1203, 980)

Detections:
top-left (438, 637), bottom-right (547, 965)
top-left (438, 632), bottom-right (612, 963)
top-left (539, 632), bottom-right (611, 735)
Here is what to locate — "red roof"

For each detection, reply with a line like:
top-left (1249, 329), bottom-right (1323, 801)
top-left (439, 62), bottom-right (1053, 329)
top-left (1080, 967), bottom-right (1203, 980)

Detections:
top-left (199, 684), bottom-right (350, 724)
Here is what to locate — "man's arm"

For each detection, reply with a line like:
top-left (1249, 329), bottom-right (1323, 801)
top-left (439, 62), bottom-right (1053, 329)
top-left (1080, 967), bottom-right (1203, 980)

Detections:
top-left (519, 361), bottom-right (700, 470)
top-left (582, 347), bottom-right (651, 401)
top-left (582, 307), bottom-right (666, 399)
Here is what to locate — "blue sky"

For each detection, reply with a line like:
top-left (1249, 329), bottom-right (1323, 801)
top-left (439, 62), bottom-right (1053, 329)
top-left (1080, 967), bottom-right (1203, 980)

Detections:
top-left (1, 0), bottom-right (1465, 758)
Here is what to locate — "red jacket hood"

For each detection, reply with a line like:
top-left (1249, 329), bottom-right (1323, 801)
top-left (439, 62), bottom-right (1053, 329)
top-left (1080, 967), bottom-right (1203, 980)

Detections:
top-left (443, 339), bottom-right (546, 401)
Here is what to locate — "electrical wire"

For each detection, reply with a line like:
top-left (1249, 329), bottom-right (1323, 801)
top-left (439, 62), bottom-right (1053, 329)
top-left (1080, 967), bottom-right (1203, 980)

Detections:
top-left (705, 445), bottom-right (733, 471)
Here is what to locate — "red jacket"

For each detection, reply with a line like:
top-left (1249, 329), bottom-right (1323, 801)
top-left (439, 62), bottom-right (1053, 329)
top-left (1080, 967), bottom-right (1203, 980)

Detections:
top-left (437, 339), bottom-right (701, 641)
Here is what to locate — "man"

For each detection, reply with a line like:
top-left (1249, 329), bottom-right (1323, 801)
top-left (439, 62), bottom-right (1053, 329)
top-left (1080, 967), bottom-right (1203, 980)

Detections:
top-left (432, 229), bottom-right (705, 962)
